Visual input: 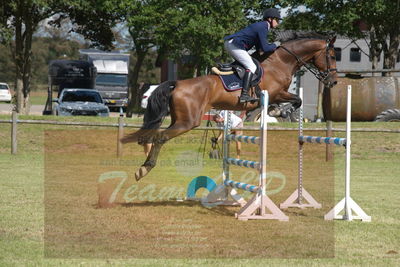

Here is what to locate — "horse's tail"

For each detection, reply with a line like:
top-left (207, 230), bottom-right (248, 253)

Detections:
top-left (121, 81), bottom-right (176, 144)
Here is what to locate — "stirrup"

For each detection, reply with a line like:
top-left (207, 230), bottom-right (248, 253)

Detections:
top-left (239, 94), bottom-right (258, 103)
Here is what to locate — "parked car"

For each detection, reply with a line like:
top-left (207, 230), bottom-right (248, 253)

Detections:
top-left (0, 83), bottom-right (12, 103)
top-left (141, 84), bottom-right (159, 109)
top-left (54, 89), bottom-right (109, 116)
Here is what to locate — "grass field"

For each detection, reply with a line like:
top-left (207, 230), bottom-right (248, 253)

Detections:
top-left (30, 91), bottom-right (48, 106)
top-left (6, 90), bottom-right (48, 106)
top-left (0, 115), bottom-right (399, 266)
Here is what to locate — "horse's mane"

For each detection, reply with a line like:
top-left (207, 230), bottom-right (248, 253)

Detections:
top-left (276, 31), bottom-right (331, 43)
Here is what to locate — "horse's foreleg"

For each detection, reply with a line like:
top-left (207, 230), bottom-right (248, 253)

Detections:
top-left (134, 121), bottom-right (197, 181)
top-left (270, 91), bottom-right (302, 118)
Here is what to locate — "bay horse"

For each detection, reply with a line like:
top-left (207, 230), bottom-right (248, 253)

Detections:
top-left (122, 32), bottom-right (338, 181)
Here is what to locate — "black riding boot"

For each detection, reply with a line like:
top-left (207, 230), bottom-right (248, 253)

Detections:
top-left (239, 70), bottom-right (258, 103)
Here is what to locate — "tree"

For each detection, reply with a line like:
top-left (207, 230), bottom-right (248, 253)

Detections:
top-left (281, 0), bottom-right (400, 73)
top-left (119, 0), bottom-right (164, 116)
top-left (0, 0), bottom-right (59, 113)
top-left (54, 0), bottom-right (118, 50)
top-left (0, 0), bottom-right (120, 114)
top-left (157, 0), bottom-right (274, 76)
top-left (155, 1), bottom-right (245, 76)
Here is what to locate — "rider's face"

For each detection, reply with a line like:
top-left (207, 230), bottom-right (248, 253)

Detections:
top-left (270, 18), bottom-right (279, 28)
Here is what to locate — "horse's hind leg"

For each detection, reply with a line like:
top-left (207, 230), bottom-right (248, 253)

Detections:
top-left (135, 121), bottom-right (197, 181)
top-left (135, 140), bottom-right (163, 181)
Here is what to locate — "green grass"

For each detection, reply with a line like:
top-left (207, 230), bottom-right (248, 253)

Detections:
top-left (29, 90), bottom-right (48, 105)
top-left (0, 116), bottom-right (399, 266)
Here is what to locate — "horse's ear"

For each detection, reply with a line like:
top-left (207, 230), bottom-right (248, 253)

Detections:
top-left (329, 36), bottom-right (337, 46)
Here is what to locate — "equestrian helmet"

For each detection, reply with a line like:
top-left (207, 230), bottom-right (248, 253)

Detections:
top-left (263, 8), bottom-right (281, 20)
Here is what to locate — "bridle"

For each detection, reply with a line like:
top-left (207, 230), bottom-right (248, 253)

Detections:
top-left (280, 39), bottom-right (337, 87)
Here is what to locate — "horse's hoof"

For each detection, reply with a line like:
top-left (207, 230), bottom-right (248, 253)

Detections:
top-left (135, 166), bottom-right (149, 181)
top-left (269, 109), bottom-right (281, 117)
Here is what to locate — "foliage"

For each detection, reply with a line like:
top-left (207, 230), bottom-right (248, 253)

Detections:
top-left (0, 43), bottom-right (15, 84)
top-left (0, 0), bottom-right (122, 114)
top-left (156, 0), bottom-right (277, 75)
top-left (0, 0), bottom-right (61, 113)
top-left (54, 0), bottom-right (120, 50)
top-left (156, 0), bottom-right (246, 75)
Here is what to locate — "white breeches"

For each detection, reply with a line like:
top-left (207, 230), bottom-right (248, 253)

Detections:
top-left (224, 39), bottom-right (257, 73)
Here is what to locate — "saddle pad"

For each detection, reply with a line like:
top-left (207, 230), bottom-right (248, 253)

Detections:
top-left (217, 67), bottom-right (264, 92)
top-left (218, 73), bottom-right (243, 91)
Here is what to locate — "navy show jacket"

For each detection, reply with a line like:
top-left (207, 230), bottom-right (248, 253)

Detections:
top-left (224, 21), bottom-right (276, 52)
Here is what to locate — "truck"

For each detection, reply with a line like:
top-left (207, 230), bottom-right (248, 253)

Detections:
top-left (43, 60), bottom-right (97, 115)
top-left (79, 49), bottom-right (130, 109)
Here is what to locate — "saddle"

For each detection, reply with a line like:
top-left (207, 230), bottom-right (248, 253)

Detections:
top-left (211, 58), bottom-right (264, 91)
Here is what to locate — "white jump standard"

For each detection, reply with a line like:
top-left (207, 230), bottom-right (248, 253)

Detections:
top-left (280, 87), bottom-right (322, 209)
top-left (324, 85), bottom-right (371, 222)
top-left (205, 91), bottom-right (289, 221)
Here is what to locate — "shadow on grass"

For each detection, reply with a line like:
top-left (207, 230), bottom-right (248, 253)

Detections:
top-left (96, 200), bottom-right (236, 217)
top-left (97, 200), bottom-right (328, 219)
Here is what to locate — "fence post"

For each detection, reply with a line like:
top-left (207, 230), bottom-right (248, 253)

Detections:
top-left (11, 111), bottom-right (17, 154)
top-left (326, 120), bottom-right (333, 161)
top-left (117, 108), bottom-right (124, 157)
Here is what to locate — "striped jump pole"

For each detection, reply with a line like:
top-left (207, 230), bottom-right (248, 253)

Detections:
top-left (298, 136), bottom-right (346, 146)
top-left (226, 134), bottom-right (260, 144)
top-left (280, 87), bottom-right (322, 209)
top-left (204, 91), bottom-right (288, 221)
top-left (224, 158), bottom-right (260, 169)
top-left (324, 85), bottom-right (371, 222)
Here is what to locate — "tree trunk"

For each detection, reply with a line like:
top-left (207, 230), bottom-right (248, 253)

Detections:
top-left (126, 50), bottom-right (147, 118)
top-left (14, 2), bottom-right (24, 113)
top-left (13, 1), bottom-right (35, 114)
top-left (196, 66), bottom-right (202, 77)
top-left (22, 19), bottom-right (33, 114)
top-left (383, 31), bottom-right (400, 74)
top-left (368, 28), bottom-right (381, 72)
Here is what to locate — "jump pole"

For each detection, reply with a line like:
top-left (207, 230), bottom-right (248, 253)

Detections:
top-left (324, 85), bottom-right (371, 222)
top-left (280, 87), bottom-right (321, 209)
top-left (204, 91), bottom-right (288, 221)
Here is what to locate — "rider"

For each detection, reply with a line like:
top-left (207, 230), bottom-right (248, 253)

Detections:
top-left (224, 8), bottom-right (281, 103)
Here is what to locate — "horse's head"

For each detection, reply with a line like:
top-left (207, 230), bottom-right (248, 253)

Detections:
top-left (311, 37), bottom-right (338, 89)
top-left (278, 33), bottom-right (338, 89)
